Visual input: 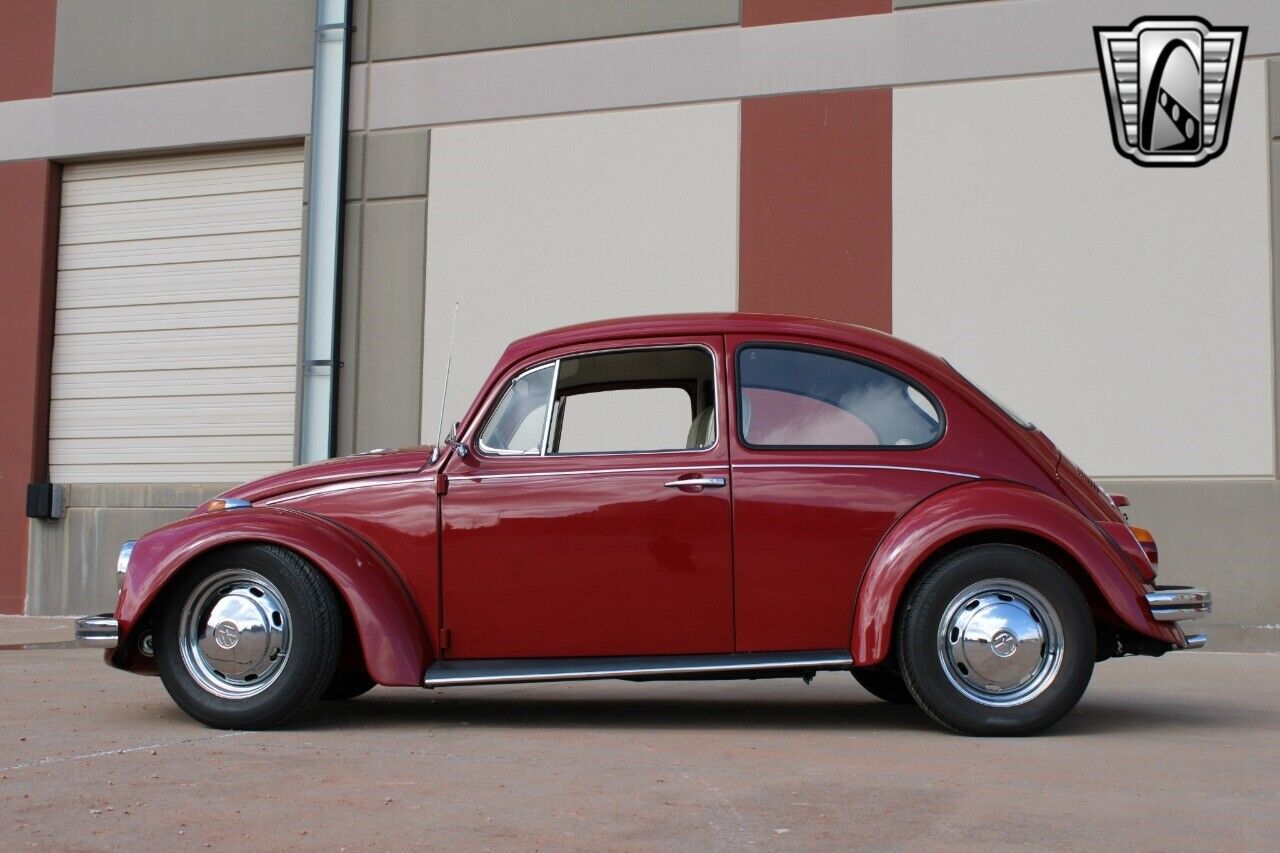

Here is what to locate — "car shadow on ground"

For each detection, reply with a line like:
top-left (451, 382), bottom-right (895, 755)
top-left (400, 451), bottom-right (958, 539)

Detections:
top-left (298, 691), bottom-right (938, 733)
top-left (267, 686), bottom-right (1260, 736)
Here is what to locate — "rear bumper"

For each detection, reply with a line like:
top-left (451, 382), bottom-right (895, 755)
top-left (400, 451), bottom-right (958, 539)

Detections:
top-left (1145, 586), bottom-right (1211, 650)
top-left (75, 614), bottom-right (118, 649)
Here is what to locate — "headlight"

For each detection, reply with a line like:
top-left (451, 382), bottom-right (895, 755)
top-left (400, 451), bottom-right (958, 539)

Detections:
top-left (117, 540), bottom-right (136, 590)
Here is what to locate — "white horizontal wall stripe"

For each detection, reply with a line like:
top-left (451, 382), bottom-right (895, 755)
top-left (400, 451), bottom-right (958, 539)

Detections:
top-left (0, 69), bottom-right (316, 162)
top-left (3, 1), bottom-right (1279, 162)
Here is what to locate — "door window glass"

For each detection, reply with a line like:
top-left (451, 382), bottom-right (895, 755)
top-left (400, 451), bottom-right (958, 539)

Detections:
top-left (479, 347), bottom-right (717, 456)
top-left (550, 347), bottom-right (715, 454)
top-left (556, 386), bottom-right (695, 454)
top-left (737, 346), bottom-right (941, 448)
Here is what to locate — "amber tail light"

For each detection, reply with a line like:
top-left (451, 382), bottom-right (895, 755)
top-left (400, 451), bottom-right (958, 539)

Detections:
top-left (1128, 525), bottom-right (1159, 566)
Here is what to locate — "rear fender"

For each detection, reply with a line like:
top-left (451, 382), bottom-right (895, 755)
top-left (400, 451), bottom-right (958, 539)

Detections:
top-left (115, 507), bottom-right (429, 686)
top-left (851, 480), bottom-right (1180, 666)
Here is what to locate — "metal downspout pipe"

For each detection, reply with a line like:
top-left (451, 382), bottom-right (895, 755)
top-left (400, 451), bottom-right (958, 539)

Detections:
top-left (299, 0), bottom-right (353, 463)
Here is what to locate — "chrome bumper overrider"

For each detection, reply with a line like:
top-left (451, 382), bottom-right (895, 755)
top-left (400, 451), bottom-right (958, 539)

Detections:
top-left (75, 615), bottom-right (119, 649)
top-left (1146, 586), bottom-right (1212, 622)
top-left (1145, 586), bottom-right (1211, 650)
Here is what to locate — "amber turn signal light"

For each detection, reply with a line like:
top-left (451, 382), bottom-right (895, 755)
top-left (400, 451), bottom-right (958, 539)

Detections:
top-left (1128, 525), bottom-right (1158, 565)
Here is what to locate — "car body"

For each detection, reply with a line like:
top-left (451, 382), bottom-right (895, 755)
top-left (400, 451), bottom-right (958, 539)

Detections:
top-left (77, 313), bottom-right (1210, 734)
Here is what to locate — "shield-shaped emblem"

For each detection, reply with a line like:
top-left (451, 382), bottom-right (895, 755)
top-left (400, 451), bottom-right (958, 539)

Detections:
top-left (1094, 17), bottom-right (1247, 167)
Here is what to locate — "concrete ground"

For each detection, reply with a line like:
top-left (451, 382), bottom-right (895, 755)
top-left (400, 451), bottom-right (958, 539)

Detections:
top-left (1, 617), bottom-right (1277, 851)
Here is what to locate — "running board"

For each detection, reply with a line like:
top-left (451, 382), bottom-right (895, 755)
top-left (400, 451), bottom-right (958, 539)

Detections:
top-left (423, 650), bottom-right (852, 688)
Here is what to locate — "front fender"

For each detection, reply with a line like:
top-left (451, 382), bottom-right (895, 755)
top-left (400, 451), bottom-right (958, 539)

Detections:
top-left (851, 480), bottom-right (1180, 666)
top-left (116, 507), bottom-right (429, 686)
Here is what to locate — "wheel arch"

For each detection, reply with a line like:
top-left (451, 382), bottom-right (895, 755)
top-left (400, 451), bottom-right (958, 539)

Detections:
top-left (850, 480), bottom-right (1179, 666)
top-left (114, 507), bottom-right (430, 686)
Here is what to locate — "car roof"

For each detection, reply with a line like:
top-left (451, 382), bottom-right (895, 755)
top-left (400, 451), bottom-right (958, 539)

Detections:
top-left (502, 312), bottom-right (948, 373)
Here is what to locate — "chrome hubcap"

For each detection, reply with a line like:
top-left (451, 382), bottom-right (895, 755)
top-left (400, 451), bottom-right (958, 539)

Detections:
top-left (178, 569), bottom-right (291, 699)
top-left (936, 579), bottom-right (1064, 707)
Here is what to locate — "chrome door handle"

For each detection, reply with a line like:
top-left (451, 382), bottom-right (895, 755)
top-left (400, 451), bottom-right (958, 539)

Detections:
top-left (664, 476), bottom-right (726, 489)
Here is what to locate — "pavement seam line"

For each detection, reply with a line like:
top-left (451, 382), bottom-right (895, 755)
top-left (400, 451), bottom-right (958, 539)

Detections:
top-left (1, 730), bottom-right (246, 772)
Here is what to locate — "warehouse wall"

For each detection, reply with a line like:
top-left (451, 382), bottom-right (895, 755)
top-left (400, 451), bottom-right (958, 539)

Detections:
top-left (52, 0), bottom-right (319, 92)
top-left (420, 103), bottom-right (742, 433)
top-left (893, 61), bottom-right (1274, 479)
top-left (369, 0), bottom-right (739, 60)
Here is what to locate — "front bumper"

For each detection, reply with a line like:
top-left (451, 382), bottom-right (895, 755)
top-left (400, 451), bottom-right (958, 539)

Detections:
top-left (75, 614), bottom-right (118, 649)
top-left (1145, 585), bottom-right (1211, 649)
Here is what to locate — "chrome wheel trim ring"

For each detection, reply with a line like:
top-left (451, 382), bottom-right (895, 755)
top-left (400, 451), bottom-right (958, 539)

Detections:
top-left (177, 569), bottom-right (291, 700)
top-left (935, 578), bottom-right (1064, 707)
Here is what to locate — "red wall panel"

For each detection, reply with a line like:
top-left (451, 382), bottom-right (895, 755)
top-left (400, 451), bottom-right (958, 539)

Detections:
top-left (741, 0), bottom-right (889, 27)
top-left (0, 161), bottom-right (60, 612)
top-left (0, 0), bottom-right (58, 611)
top-left (739, 89), bottom-right (893, 332)
top-left (0, 0), bottom-right (57, 102)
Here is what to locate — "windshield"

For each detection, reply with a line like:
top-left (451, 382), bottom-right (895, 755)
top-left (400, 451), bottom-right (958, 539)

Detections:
top-left (947, 362), bottom-right (1035, 430)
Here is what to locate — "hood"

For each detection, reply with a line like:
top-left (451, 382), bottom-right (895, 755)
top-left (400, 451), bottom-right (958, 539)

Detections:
top-left (212, 446), bottom-right (436, 504)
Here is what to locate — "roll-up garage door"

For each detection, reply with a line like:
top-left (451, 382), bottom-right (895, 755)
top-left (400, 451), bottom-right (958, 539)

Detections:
top-left (51, 147), bottom-right (304, 483)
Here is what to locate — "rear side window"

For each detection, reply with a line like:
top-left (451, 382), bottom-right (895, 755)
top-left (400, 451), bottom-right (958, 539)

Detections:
top-left (736, 346), bottom-right (942, 448)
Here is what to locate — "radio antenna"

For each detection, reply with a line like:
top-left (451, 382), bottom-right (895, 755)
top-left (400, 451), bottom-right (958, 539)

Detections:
top-left (431, 301), bottom-right (460, 464)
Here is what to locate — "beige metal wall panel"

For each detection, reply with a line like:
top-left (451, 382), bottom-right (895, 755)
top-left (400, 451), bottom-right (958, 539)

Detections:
top-left (1270, 60), bottom-right (1280, 139)
top-left (53, 0), bottom-right (315, 93)
top-left (370, 0), bottom-right (739, 61)
top-left (51, 148), bottom-right (304, 484)
top-left (363, 129), bottom-right (431, 200)
top-left (354, 199), bottom-right (428, 451)
top-left (420, 103), bottom-right (740, 438)
top-left (894, 62), bottom-right (1273, 478)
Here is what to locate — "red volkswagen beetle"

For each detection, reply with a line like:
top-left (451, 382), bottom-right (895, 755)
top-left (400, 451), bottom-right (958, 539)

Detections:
top-left (77, 314), bottom-right (1210, 735)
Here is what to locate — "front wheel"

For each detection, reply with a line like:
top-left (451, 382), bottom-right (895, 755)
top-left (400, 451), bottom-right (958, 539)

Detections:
top-left (155, 544), bottom-right (342, 729)
top-left (896, 544), bottom-right (1095, 736)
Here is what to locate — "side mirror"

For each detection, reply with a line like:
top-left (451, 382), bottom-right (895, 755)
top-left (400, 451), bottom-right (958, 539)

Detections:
top-left (444, 421), bottom-right (469, 458)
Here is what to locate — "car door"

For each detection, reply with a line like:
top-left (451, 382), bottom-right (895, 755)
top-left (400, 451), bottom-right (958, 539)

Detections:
top-left (440, 336), bottom-right (734, 660)
top-left (725, 335), bottom-right (974, 653)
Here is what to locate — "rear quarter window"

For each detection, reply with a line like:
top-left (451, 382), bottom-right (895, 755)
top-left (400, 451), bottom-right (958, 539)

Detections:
top-left (736, 345), bottom-right (943, 449)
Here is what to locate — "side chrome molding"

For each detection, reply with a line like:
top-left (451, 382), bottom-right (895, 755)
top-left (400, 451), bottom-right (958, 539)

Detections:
top-left (423, 650), bottom-right (853, 688)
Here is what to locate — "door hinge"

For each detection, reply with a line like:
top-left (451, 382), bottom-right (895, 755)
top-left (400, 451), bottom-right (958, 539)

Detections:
top-left (435, 472), bottom-right (449, 495)
top-left (439, 627), bottom-right (451, 652)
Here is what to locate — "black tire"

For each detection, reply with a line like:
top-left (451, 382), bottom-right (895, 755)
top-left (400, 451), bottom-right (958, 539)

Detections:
top-left (851, 666), bottom-right (916, 705)
top-left (322, 670), bottom-right (376, 701)
top-left (896, 544), bottom-right (1095, 736)
top-left (155, 544), bottom-right (342, 729)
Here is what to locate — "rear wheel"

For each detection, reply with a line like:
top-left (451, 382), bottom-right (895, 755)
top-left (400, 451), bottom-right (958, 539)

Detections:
top-left (155, 544), bottom-right (342, 729)
top-left (851, 666), bottom-right (915, 705)
top-left (896, 544), bottom-right (1094, 736)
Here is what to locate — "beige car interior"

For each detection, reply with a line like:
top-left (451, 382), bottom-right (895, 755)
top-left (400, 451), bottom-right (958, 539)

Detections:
top-left (551, 347), bottom-right (716, 453)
